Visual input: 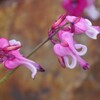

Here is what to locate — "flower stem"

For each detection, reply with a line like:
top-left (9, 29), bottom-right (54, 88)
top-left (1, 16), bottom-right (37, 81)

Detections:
top-left (27, 23), bottom-right (68, 57)
top-left (0, 22), bottom-right (68, 84)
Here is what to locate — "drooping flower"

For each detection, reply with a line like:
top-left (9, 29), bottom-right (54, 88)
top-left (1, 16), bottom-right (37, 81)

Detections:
top-left (49, 15), bottom-right (99, 70)
top-left (0, 38), bottom-right (44, 78)
top-left (62, 0), bottom-right (100, 20)
top-left (51, 15), bottom-right (99, 39)
top-left (65, 16), bottom-right (100, 39)
top-left (53, 31), bottom-right (88, 70)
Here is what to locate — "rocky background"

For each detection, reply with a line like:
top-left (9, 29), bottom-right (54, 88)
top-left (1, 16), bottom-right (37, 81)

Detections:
top-left (0, 0), bottom-right (100, 100)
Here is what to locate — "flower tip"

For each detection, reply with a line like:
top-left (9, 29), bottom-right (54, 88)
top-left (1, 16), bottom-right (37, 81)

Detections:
top-left (33, 62), bottom-right (45, 72)
top-left (38, 67), bottom-right (45, 72)
top-left (82, 63), bottom-right (89, 70)
top-left (86, 28), bottom-right (99, 39)
top-left (32, 73), bottom-right (36, 79)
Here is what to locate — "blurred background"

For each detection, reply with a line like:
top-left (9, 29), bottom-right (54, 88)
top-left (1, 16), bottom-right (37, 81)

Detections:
top-left (0, 0), bottom-right (100, 100)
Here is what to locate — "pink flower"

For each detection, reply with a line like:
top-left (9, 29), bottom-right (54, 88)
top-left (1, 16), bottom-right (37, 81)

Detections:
top-left (53, 31), bottom-right (88, 69)
top-left (62, 0), bottom-right (87, 16)
top-left (62, 0), bottom-right (100, 20)
top-left (66, 16), bottom-right (100, 39)
top-left (50, 15), bottom-right (99, 40)
top-left (49, 15), bottom-right (99, 70)
top-left (0, 38), bottom-right (44, 78)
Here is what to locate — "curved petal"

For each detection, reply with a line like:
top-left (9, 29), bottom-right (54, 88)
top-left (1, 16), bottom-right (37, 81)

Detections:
top-left (33, 63), bottom-right (45, 72)
top-left (61, 32), bottom-right (87, 56)
top-left (74, 44), bottom-right (87, 56)
top-left (86, 27), bottom-right (99, 39)
top-left (93, 26), bottom-right (100, 32)
top-left (75, 18), bottom-right (88, 33)
top-left (53, 44), bottom-right (67, 56)
top-left (76, 55), bottom-right (89, 70)
top-left (4, 58), bottom-right (20, 69)
top-left (61, 32), bottom-right (74, 44)
top-left (64, 54), bottom-right (77, 69)
top-left (85, 19), bottom-right (92, 26)
top-left (22, 61), bottom-right (37, 79)
top-left (0, 38), bottom-right (9, 48)
top-left (17, 57), bottom-right (45, 72)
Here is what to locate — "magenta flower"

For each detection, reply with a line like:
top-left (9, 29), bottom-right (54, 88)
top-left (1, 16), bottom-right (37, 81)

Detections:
top-left (62, 0), bottom-right (100, 20)
top-left (49, 15), bottom-right (99, 70)
top-left (62, 0), bottom-right (87, 16)
top-left (66, 16), bottom-right (100, 39)
top-left (50, 15), bottom-right (99, 40)
top-left (53, 31), bottom-right (88, 70)
top-left (0, 38), bottom-right (44, 78)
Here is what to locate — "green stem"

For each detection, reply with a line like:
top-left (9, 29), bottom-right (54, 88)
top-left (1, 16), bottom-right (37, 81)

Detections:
top-left (0, 22), bottom-right (68, 84)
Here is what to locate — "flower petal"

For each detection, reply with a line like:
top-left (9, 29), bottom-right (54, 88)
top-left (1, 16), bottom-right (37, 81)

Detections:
top-left (66, 16), bottom-right (77, 22)
top-left (10, 50), bottom-right (23, 57)
top-left (0, 38), bottom-right (9, 48)
top-left (86, 27), bottom-right (99, 39)
top-left (64, 54), bottom-right (77, 69)
top-left (53, 44), bottom-right (67, 56)
top-left (74, 44), bottom-right (87, 56)
top-left (18, 57), bottom-right (45, 72)
top-left (22, 61), bottom-right (37, 78)
top-left (85, 19), bottom-right (92, 26)
top-left (76, 55), bottom-right (89, 70)
top-left (9, 39), bottom-right (21, 46)
top-left (61, 32), bottom-right (87, 56)
top-left (93, 26), bottom-right (100, 32)
top-left (4, 58), bottom-right (20, 69)
top-left (31, 62), bottom-right (45, 72)
top-left (3, 39), bottom-right (21, 51)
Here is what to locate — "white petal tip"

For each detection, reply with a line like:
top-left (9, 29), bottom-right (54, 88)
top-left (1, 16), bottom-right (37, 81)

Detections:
top-left (9, 39), bottom-right (21, 46)
top-left (64, 56), bottom-right (77, 69)
top-left (32, 73), bottom-right (36, 79)
top-left (86, 28), bottom-right (99, 39)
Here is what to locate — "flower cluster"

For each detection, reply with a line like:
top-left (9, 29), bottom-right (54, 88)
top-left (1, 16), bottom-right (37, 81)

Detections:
top-left (62, 0), bottom-right (100, 20)
top-left (0, 38), bottom-right (44, 78)
top-left (49, 15), bottom-right (100, 70)
top-left (0, 1), bottom-right (100, 81)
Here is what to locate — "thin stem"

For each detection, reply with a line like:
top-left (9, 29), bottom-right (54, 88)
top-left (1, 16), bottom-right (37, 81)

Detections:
top-left (0, 22), bottom-right (68, 84)
top-left (27, 22), bottom-right (68, 57)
